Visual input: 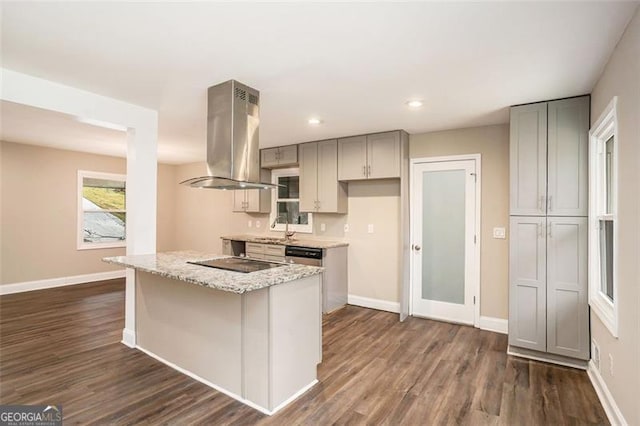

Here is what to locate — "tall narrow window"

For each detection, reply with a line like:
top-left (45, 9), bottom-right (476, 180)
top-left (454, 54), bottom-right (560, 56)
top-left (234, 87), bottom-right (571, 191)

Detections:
top-left (78, 170), bottom-right (127, 250)
top-left (270, 168), bottom-right (312, 233)
top-left (588, 97), bottom-right (618, 337)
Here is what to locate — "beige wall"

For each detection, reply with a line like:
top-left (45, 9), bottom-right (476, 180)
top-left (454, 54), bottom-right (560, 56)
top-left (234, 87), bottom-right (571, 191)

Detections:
top-left (589, 6), bottom-right (640, 425)
top-left (410, 124), bottom-right (510, 319)
top-left (0, 141), bottom-right (176, 284)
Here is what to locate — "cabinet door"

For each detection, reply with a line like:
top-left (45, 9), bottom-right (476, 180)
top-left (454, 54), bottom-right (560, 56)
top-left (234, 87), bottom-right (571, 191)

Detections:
top-left (316, 140), bottom-right (341, 213)
top-left (337, 136), bottom-right (368, 181)
top-left (547, 97), bottom-right (589, 217)
top-left (546, 217), bottom-right (589, 359)
top-left (510, 103), bottom-right (547, 215)
top-left (245, 189), bottom-right (261, 212)
top-left (367, 131), bottom-right (401, 179)
top-left (299, 142), bottom-right (318, 212)
top-left (222, 239), bottom-right (232, 255)
top-left (277, 145), bottom-right (298, 167)
top-left (260, 148), bottom-right (279, 168)
top-left (233, 190), bottom-right (247, 212)
top-left (508, 216), bottom-right (547, 352)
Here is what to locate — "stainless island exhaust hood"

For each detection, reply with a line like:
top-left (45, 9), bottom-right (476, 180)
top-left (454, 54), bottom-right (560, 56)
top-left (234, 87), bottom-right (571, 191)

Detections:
top-left (180, 80), bottom-right (278, 190)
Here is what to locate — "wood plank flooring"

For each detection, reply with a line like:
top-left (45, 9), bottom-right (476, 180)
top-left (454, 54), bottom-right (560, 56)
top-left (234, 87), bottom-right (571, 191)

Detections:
top-left (0, 280), bottom-right (608, 425)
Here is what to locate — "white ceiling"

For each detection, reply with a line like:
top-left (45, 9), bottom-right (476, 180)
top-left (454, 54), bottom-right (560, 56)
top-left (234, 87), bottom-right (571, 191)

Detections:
top-left (1, 2), bottom-right (638, 164)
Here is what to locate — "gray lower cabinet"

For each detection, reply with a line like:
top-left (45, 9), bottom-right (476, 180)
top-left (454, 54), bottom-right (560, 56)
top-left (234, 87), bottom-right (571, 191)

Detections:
top-left (509, 216), bottom-right (547, 352)
top-left (508, 216), bottom-right (589, 360)
top-left (546, 217), bottom-right (589, 360)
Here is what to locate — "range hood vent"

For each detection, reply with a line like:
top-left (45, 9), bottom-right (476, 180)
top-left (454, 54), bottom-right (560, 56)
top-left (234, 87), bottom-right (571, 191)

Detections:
top-left (180, 80), bottom-right (278, 190)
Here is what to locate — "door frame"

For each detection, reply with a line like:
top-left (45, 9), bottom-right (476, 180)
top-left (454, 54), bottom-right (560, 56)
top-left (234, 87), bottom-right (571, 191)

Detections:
top-left (409, 154), bottom-right (481, 327)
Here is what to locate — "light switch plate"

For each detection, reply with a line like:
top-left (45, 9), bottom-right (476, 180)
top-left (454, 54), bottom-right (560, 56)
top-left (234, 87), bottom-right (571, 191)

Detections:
top-left (320, 223), bottom-right (326, 232)
top-left (256, 220), bottom-right (261, 228)
top-left (248, 220), bottom-right (253, 228)
top-left (368, 224), bottom-right (374, 234)
top-left (344, 224), bottom-right (349, 233)
top-left (493, 227), bottom-right (506, 239)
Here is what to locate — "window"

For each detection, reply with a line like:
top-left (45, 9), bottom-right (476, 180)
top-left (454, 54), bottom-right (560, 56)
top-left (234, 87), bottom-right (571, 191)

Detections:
top-left (588, 97), bottom-right (618, 337)
top-left (270, 168), bottom-right (312, 234)
top-left (78, 170), bottom-right (126, 250)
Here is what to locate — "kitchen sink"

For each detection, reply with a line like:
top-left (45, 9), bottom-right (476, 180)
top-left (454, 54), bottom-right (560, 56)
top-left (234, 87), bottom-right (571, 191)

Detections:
top-left (251, 237), bottom-right (295, 244)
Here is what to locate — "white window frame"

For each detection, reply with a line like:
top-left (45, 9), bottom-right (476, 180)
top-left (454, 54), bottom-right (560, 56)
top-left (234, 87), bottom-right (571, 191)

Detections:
top-left (588, 96), bottom-right (618, 337)
top-left (77, 170), bottom-right (127, 250)
top-left (269, 167), bottom-right (313, 234)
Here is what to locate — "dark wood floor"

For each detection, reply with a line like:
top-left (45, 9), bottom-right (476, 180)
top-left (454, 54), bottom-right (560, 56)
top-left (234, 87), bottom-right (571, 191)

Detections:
top-left (0, 280), bottom-right (607, 425)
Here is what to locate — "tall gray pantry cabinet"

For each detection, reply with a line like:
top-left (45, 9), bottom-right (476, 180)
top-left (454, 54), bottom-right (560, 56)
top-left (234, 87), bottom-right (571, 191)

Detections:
top-left (508, 96), bottom-right (590, 364)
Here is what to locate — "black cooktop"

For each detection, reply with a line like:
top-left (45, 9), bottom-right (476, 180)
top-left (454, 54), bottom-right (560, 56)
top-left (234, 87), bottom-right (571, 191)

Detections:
top-left (188, 257), bottom-right (286, 273)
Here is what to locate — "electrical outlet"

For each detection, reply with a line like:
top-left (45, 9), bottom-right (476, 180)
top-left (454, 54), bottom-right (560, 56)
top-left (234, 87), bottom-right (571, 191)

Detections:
top-left (368, 224), bottom-right (374, 234)
top-left (248, 220), bottom-right (253, 228)
top-left (344, 224), bottom-right (350, 233)
top-left (320, 223), bottom-right (326, 232)
top-left (493, 227), bottom-right (506, 239)
top-left (256, 220), bottom-right (261, 229)
top-left (609, 354), bottom-right (614, 376)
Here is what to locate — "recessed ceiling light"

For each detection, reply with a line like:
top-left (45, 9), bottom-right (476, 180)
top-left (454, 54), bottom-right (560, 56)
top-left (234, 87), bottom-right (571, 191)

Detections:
top-left (308, 118), bottom-right (322, 125)
top-left (406, 100), bottom-right (423, 108)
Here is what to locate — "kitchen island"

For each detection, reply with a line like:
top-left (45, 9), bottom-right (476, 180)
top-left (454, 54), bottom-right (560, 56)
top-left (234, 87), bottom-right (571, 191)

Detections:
top-left (104, 251), bottom-right (323, 415)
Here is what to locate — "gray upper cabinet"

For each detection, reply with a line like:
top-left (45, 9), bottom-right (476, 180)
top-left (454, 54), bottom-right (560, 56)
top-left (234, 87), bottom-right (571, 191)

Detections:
top-left (510, 103), bottom-right (547, 216)
top-left (547, 97), bottom-right (589, 217)
top-left (338, 131), bottom-right (401, 181)
top-left (299, 140), bottom-right (347, 214)
top-left (232, 169), bottom-right (271, 213)
top-left (232, 189), bottom-right (270, 213)
top-left (508, 216), bottom-right (547, 352)
top-left (260, 145), bottom-right (298, 168)
top-left (546, 217), bottom-right (589, 360)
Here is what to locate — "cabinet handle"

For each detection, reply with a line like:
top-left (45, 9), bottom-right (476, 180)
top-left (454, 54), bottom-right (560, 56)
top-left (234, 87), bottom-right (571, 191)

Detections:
top-left (539, 195), bottom-right (545, 212)
top-left (367, 165), bottom-right (371, 176)
top-left (276, 150), bottom-right (280, 160)
top-left (362, 165), bottom-right (366, 177)
top-left (547, 196), bottom-right (552, 212)
top-left (548, 222), bottom-right (552, 238)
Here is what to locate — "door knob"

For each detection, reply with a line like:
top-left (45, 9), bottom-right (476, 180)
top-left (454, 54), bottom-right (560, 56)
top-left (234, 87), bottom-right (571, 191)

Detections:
top-left (413, 244), bottom-right (421, 252)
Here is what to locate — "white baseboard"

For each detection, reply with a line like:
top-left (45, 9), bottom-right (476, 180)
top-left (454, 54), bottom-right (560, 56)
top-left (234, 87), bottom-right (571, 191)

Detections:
top-left (587, 360), bottom-right (628, 426)
top-left (478, 316), bottom-right (508, 334)
top-left (0, 270), bottom-right (126, 295)
top-left (348, 294), bottom-right (400, 313)
top-left (136, 345), bottom-right (316, 416)
top-left (121, 328), bottom-right (136, 348)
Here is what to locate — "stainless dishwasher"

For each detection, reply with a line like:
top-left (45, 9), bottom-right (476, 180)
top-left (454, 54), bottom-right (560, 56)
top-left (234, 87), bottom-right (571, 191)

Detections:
top-left (284, 246), bottom-right (323, 266)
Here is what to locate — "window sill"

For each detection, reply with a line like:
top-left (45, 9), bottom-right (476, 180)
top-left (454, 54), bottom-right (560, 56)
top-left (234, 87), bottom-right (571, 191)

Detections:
top-left (77, 242), bottom-right (126, 251)
top-left (589, 292), bottom-right (618, 338)
top-left (270, 226), bottom-right (312, 234)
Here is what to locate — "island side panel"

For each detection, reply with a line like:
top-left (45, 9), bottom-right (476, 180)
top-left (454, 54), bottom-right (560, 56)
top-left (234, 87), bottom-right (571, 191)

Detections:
top-left (269, 274), bottom-right (322, 409)
top-left (135, 271), bottom-right (243, 396)
top-left (242, 287), bottom-right (270, 410)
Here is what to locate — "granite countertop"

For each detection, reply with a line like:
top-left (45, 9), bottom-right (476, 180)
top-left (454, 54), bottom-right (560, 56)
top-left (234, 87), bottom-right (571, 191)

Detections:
top-left (221, 234), bottom-right (348, 249)
top-left (103, 250), bottom-right (323, 294)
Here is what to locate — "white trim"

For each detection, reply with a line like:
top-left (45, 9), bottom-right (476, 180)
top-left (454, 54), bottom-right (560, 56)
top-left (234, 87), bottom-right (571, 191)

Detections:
top-left (0, 270), bottom-right (126, 295)
top-left (587, 360), bottom-right (628, 426)
top-left (507, 346), bottom-right (587, 370)
top-left (121, 328), bottom-right (136, 348)
top-left (269, 167), bottom-right (313, 234)
top-left (135, 345), bottom-right (317, 416)
top-left (348, 294), bottom-right (400, 313)
top-left (77, 170), bottom-right (127, 250)
top-left (409, 154), bottom-right (482, 328)
top-left (478, 316), bottom-right (508, 334)
top-left (588, 96), bottom-right (619, 338)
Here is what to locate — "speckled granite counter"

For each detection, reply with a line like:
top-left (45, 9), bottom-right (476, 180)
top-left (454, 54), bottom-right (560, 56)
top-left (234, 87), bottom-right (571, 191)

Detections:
top-left (221, 234), bottom-right (348, 249)
top-left (103, 250), bottom-right (323, 294)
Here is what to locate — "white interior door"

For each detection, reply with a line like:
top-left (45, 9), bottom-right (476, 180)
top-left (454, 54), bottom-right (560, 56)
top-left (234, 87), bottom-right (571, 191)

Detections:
top-left (411, 159), bottom-right (478, 325)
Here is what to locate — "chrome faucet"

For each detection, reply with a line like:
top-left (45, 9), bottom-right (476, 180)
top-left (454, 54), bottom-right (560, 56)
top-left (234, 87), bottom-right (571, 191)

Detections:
top-left (271, 214), bottom-right (296, 241)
